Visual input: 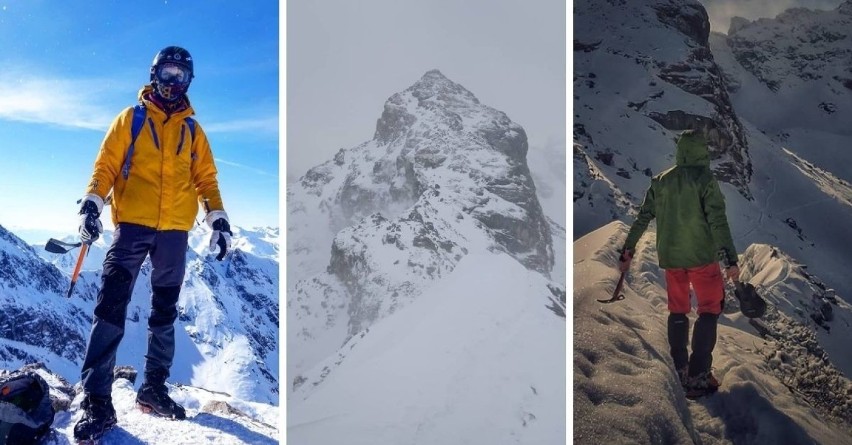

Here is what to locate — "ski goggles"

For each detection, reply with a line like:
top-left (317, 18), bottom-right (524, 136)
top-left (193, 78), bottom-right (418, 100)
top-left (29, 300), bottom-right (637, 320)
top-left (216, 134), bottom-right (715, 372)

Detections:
top-left (156, 63), bottom-right (192, 85)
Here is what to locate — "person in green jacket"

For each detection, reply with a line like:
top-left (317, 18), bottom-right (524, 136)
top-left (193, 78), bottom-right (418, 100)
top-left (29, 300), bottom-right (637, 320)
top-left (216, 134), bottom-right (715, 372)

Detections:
top-left (619, 129), bottom-right (739, 398)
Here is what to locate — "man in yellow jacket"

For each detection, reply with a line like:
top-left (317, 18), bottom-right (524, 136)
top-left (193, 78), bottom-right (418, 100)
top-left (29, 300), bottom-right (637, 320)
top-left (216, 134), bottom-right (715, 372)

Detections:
top-left (74, 46), bottom-right (232, 443)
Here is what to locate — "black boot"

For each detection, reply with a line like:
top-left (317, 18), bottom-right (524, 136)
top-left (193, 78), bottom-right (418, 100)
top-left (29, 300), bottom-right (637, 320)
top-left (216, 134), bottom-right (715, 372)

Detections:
top-left (136, 383), bottom-right (186, 419)
top-left (667, 313), bottom-right (690, 386)
top-left (73, 394), bottom-right (117, 443)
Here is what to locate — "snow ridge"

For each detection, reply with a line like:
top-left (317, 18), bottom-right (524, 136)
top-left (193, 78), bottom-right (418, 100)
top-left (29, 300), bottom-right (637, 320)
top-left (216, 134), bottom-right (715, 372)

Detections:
top-left (574, 222), bottom-right (852, 444)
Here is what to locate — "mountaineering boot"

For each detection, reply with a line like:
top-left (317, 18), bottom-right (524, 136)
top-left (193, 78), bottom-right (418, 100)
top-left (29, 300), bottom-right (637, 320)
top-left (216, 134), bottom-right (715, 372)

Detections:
top-left (73, 394), bottom-right (117, 443)
top-left (685, 371), bottom-right (721, 399)
top-left (136, 383), bottom-right (186, 419)
top-left (686, 313), bottom-right (720, 398)
top-left (667, 313), bottom-right (689, 387)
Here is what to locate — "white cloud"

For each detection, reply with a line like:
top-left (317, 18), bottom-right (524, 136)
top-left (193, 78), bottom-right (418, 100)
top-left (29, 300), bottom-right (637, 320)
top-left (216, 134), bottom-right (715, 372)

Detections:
top-left (204, 117), bottom-right (279, 135)
top-left (214, 158), bottom-right (278, 178)
top-left (0, 71), bottom-right (117, 130)
top-left (0, 68), bottom-right (278, 136)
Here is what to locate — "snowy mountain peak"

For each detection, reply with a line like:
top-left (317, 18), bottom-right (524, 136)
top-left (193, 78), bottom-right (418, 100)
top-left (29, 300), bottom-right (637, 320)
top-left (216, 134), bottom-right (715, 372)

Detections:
top-left (374, 69), bottom-right (489, 145)
top-left (410, 68), bottom-right (479, 103)
top-left (725, 2), bottom-right (852, 94)
top-left (288, 71), bottom-right (558, 389)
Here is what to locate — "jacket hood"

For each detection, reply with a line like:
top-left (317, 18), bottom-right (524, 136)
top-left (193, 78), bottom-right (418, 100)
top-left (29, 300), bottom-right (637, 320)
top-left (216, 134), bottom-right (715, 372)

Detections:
top-left (675, 132), bottom-right (710, 167)
top-left (137, 84), bottom-right (194, 117)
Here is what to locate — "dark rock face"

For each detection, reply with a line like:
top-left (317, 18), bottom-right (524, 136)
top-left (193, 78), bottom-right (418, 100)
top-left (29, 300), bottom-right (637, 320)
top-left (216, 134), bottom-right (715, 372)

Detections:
top-left (648, 109), bottom-right (751, 188)
top-left (0, 306), bottom-right (87, 362)
top-left (653, 1), bottom-right (710, 46)
top-left (651, 4), bottom-right (751, 196)
top-left (573, 0), bottom-right (753, 205)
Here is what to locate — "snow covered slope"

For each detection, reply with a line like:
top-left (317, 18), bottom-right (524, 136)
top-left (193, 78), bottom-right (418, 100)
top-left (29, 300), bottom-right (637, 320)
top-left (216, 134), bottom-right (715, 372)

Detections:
top-left (15, 223), bottom-right (280, 405)
top-left (287, 70), bottom-right (560, 388)
top-left (0, 225), bottom-right (92, 380)
top-left (289, 252), bottom-right (565, 445)
top-left (574, 222), bottom-right (852, 444)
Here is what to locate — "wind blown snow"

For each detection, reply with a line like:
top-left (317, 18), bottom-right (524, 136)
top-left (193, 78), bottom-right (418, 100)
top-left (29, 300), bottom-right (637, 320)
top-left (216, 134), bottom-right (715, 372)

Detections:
top-left (289, 252), bottom-right (566, 444)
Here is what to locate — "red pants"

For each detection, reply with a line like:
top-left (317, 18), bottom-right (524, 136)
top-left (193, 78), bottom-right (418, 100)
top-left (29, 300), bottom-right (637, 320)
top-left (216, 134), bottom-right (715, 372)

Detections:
top-left (665, 263), bottom-right (724, 315)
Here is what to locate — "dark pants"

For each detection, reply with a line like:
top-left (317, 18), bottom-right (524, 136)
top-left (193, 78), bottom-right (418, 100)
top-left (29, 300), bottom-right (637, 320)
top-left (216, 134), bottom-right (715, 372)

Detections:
top-left (80, 223), bottom-right (188, 397)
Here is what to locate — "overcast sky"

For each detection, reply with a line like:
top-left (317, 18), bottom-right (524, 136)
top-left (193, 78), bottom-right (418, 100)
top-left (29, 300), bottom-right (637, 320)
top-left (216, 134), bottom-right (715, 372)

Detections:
top-left (287, 0), bottom-right (566, 183)
top-left (700, 0), bottom-right (845, 33)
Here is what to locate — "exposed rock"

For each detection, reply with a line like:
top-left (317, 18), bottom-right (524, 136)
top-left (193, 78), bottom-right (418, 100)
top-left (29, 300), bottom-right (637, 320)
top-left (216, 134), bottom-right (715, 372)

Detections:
top-left (653, 1), bottom-right (710, 46)
top-left (113, 365), bottom-right (138, 384)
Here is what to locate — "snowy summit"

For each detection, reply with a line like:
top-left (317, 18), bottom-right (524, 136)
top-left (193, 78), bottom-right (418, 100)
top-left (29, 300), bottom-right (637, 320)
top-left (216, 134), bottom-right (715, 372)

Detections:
top-left (287, 70), bottom-right (566, 444)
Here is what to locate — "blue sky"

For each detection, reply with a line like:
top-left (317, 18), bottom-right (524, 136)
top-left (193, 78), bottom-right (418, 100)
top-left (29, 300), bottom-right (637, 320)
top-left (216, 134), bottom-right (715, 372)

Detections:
top-left (0, 1), bottom-right (279, 243)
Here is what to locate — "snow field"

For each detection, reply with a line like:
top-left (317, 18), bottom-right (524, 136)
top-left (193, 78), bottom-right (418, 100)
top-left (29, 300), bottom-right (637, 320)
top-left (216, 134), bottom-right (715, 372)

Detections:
top-left (289, 252), bottom-right (565, 445)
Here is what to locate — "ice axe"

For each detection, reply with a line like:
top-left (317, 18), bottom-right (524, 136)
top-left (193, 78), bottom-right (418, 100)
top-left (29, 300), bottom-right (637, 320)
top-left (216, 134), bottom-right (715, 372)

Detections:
top-left (44, 238), bottom-right (82, 254)
top-left (44, 238), bottom-right (89, 298)
top-left (598, 270), bottom-right (627, 304)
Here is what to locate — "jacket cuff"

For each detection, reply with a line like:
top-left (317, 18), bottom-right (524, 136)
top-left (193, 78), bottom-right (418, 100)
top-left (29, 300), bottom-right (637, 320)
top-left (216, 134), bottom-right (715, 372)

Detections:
top-left (205, 210), bottom-right (229, 229)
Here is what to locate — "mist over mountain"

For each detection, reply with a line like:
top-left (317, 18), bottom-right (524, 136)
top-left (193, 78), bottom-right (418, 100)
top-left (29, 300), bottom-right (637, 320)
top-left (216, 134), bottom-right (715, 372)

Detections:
top-left (287, 70), bottom-right (566, 443)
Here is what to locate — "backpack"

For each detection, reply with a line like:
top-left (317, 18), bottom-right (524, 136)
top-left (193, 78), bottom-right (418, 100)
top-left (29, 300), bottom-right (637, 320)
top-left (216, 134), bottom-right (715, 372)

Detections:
top-left (0, 372), bottom-right (55, 445)
top-left (121, 104), bottom-right (197, 180)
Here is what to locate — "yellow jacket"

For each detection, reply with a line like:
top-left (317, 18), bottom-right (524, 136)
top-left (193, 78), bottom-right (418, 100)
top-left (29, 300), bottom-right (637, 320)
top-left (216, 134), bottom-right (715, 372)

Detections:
top-left (85, 86), bottom-right (225, 231)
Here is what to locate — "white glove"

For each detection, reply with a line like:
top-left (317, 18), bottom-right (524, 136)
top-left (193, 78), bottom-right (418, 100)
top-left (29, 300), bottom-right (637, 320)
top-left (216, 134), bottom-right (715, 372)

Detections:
top-left (78, 194), bottom-right (104, 245)
top-left (206, 210), bottom-right (232, 261)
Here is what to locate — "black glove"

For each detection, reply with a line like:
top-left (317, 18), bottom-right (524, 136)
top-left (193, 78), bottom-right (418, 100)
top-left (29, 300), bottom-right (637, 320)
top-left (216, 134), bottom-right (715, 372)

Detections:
top-left (78, 195), bottom-right (103, 244)
top-left (206, 210), bottom-right (232, 261)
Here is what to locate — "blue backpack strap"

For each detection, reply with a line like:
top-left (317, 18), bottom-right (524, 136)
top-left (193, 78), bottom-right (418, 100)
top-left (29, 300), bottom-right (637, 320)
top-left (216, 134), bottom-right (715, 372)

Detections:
top-left (184, 117), bottom-right (197, 159)
top-left (121, 105), bottom-right (147, 180)
top-left (184, 117), bottom-right (196, 142)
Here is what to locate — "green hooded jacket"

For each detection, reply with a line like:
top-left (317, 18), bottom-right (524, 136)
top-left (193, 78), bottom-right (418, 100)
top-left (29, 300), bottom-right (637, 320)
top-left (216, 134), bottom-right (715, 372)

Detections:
top-left (622, 131), bottom-right (738, 269)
